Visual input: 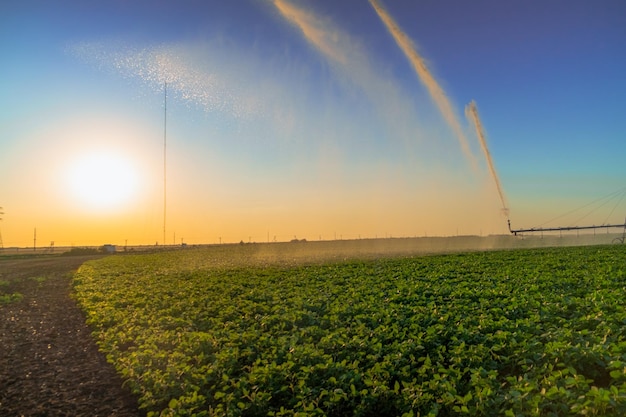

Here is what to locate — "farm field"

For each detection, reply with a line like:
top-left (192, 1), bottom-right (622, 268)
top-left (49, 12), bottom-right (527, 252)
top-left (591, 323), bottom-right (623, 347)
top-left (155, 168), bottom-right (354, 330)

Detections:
top-left (72, 243), bottom-right (626, 416)
top-left (0, 255), bottom-right (141, 416)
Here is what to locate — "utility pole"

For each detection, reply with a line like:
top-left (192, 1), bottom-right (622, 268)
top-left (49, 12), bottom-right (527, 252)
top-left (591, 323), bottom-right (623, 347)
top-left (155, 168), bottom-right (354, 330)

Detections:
top-left (0, 206), bottom-right (4, 250)
top-left (34, 227), bottom-right (37, 252)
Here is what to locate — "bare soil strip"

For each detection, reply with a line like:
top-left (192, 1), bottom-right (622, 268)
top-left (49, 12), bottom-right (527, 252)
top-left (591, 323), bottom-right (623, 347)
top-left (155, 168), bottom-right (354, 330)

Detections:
top-left (0, 255), bottom-right (142, 417)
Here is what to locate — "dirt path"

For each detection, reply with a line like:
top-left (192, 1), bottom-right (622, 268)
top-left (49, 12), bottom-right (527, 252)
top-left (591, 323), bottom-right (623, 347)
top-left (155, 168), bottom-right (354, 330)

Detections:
top-left (0, 255), bottom-right (142, 417)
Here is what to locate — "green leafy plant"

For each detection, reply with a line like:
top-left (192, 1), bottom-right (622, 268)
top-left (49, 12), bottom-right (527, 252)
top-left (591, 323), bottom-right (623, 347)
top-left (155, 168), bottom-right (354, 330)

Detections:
top-left (73, 244), bottom-right (626, 416)
top-left (0, 292), bottom-right (23, 305)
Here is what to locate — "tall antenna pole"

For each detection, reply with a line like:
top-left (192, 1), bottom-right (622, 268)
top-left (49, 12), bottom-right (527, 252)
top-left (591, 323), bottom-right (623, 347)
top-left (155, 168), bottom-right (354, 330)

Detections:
top-left (163, 81), bottom-right (167, 246)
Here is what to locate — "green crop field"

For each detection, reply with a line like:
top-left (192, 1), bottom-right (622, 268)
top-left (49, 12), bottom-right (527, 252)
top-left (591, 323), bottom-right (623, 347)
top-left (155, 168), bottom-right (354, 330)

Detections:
top-left (72, 243), bottom-right (626, 416)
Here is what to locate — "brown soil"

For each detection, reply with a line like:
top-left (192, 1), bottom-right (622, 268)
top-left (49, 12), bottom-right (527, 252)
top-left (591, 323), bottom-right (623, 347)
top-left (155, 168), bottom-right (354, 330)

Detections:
top-left (0, 255), bottom-right (143, 417)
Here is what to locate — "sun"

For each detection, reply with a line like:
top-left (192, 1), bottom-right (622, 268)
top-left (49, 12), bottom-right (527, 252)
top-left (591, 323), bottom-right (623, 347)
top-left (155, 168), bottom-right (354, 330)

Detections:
top-left (67, 152), bottom-right (139, 210)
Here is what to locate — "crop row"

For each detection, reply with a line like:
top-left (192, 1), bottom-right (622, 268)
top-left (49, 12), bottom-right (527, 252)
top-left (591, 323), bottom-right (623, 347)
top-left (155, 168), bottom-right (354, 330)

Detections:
top-left (72, 244), bottom-right (626, 416)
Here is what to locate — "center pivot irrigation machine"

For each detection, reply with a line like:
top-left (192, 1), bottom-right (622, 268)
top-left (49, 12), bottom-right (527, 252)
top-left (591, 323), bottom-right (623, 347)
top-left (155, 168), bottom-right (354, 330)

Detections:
top-left (508, 218), bottom-right (626, 243)
top-left (506, 187), bottom-right (626, 244)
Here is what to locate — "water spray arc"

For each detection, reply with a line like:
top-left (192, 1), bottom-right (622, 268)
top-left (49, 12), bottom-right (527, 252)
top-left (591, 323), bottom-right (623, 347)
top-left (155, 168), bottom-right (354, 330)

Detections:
top-left (368, 0), bottom-right (478, 172)
top-left (276, 0), bottom-right (511, 235)
top-left (273, 0), bottom-right (348, 66)
top-left (465, 100), bottom-right (509, 218)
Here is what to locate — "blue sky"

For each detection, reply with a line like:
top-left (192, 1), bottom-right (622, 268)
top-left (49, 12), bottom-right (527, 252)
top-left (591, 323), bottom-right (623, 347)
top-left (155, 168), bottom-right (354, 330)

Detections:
top-left (1, 0), bottom-right (625, 246)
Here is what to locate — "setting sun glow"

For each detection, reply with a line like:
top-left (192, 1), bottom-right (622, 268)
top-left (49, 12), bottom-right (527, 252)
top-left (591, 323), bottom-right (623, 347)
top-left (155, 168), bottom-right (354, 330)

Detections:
top-left (66, 152), bottom-right (139, 211)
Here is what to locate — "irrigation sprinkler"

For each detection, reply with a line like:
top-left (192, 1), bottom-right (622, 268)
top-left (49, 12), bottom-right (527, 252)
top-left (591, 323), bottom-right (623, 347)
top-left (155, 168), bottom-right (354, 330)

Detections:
top-left (508, 219), bottom-right (626, 235)
top-left (507, 187), bottom-right (626, 243)
top-left (508, 218), bottom-right (626, 243)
